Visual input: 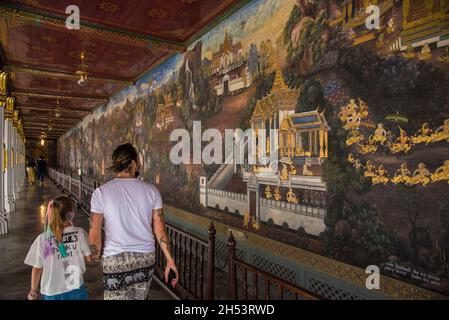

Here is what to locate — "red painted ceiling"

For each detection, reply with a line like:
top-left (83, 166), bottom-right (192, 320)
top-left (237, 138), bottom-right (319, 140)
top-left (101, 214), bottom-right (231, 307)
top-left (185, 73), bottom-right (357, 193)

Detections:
top-left (0, 0), bottom-right (242, 138)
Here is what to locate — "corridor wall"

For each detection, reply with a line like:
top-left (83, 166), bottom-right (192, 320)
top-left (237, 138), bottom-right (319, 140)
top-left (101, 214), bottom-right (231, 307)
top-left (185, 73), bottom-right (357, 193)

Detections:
top-left (58, 0), bottom-right (449, 298)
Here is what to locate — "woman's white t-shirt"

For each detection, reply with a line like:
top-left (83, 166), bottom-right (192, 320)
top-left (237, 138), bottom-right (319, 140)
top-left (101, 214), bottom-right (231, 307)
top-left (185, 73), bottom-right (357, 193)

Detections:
top-left (24, 226), bottom-right (91, 296)
top-left (90, 178), bottom-right (163, 257)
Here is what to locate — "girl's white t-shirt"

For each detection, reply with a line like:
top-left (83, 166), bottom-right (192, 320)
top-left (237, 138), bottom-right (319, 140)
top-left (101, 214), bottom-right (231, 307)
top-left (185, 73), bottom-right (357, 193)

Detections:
top-left (24, 226), bottom-right (91, 296)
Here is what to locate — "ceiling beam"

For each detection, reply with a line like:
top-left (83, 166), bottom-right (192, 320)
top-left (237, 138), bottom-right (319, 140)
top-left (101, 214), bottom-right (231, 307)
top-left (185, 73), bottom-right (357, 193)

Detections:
top-left (22, 116), bottom-right (81, 122)
top-left (17, 105), bottom-right (92, 114)
top-left (6, 64), bottom-right (133, 86)
top-left (12, 90), bottom-right (108, 102)
top-left (24, 122), bottom-right (73, 128)
top-left (0, 3), bottom-right (185, 52)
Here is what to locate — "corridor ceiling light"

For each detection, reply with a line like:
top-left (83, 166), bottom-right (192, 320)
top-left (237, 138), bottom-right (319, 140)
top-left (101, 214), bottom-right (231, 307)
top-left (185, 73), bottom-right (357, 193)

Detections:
top-left (75, 52), bottom-right (88, 87)
top-left (55, 99), bottom-right (61, 118)
top-left (40, 138), bottom-right (45, 146)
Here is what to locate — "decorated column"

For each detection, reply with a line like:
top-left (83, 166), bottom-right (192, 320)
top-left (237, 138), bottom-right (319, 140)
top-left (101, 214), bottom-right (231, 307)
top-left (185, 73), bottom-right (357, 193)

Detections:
top-left (4, 97), bottom-right (14, 213)
top-left (12, 110), bottom-right (19, 200)
top-left (0, 72), bottom-right (6, 221)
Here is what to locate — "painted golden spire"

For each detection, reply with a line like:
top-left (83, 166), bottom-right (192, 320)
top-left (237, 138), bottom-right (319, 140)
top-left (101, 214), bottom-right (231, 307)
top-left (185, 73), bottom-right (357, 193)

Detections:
top-left (270, 69), bottom-right (289, 93)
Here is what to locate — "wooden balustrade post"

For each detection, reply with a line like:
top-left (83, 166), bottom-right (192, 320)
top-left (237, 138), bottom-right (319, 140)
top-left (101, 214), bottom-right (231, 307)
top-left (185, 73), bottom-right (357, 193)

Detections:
top-left (78, 175), bottom-right (82, 209)
top-left (227, 232), bottom-right (237, 300)
top-left (206, 222), bottom-right (216, 300)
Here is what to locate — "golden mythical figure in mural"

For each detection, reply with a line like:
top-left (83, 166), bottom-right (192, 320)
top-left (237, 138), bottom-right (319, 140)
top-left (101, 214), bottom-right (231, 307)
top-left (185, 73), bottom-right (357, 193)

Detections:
top-left (412, 122), bottom-right (433, 145)
top-left (346, 129), bottom-right (364, 146)
top-left (392, 163), bottom-right (413, 186)
top-left (431, 160), bottom-right (449, 184)
top-left (371, 165), bottom-right (389, 185)
top-left (437, 46), bottom-right (449, 63)
top-left (390, 127), bottom-right (413, 154)
top-left (364, 160), bottom-right (376, 178)
top-left (251, 217), bottom-right (261, 231)
top-left (289, 165), bottom-right (297, 175)
top-left (431, 119), bottom-right (449, 143)
top-left (372, 123), bottom-right (387, 145)
top-left (243, 211), bottom-right (250, 229)
top-left (264, 185), bottom-right (273, 199)
top-left (357, 140), bottom-right (378, 155)
top-left (412, 163), bottom-right (431, 186)
top-left (280, 164), bottom-right (289, 181)
top-left (418, 44), bottom-right (432, 60)
top-left (286, 188), bottom-right (299, 204)
top-left (273, 186), bottom-right (282, 201)
top-left (339, 99), bottom-right (369, 131)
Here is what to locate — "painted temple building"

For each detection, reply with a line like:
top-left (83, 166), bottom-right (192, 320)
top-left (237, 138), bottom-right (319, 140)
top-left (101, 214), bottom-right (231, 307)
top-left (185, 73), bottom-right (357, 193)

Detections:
top-left (401, 0), bottom-right (449, 48)
top-left (200, 70), bottom-right (329, 236)
top-left (210, 31), bottom-right (254, 96)
top-left (155, 93), bottom-right (175, 131)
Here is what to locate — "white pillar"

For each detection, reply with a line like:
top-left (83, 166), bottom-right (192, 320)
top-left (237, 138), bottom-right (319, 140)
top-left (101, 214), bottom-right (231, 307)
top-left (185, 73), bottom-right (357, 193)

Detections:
top-left (12, 122), bottom-right (17, 200)
top-left (10, 114), bottom-right (16, 207)
top-left (0, 87), bottom-right (4, 217)
top-left (4, 97), bottom-right (14, 213)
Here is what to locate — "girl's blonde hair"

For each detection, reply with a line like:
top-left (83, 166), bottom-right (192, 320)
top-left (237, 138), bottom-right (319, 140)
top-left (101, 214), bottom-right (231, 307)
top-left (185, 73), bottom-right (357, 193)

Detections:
top-left (47, 195), bottom-right (73, 243)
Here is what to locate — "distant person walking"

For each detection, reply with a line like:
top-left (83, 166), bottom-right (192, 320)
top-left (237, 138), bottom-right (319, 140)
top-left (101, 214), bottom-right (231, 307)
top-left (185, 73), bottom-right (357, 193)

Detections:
top-left (89, 143), bottom-right (178, 300)
top-left (36, 156), bottom-right (47, 186)
top-left (26, 157), bottom-right (37, 185)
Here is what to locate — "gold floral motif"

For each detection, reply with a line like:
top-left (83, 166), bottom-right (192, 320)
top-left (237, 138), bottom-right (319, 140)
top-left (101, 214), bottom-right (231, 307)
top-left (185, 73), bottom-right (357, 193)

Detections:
top-left (30, 45), bottom-right (47, 52)
top-left (147, 8), bottom-right (169, 19)
top-left (39, 35), bottom-right (58, 43)
top-left (97, 1), bottom-right (119, 13)
top-left (115, 50), bottom-right (130, 56)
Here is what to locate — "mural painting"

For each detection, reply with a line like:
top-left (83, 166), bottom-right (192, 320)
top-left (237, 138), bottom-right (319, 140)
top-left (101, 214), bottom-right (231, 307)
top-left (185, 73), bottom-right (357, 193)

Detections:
top-left (58, 0), bottom-right (449, 296)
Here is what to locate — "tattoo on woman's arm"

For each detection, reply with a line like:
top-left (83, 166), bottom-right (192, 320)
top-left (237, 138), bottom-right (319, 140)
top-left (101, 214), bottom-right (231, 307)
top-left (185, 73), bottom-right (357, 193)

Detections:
top-left (155, 208), bottom-right (164, 220)
top-left (159, 235), bottom-right (172, 254)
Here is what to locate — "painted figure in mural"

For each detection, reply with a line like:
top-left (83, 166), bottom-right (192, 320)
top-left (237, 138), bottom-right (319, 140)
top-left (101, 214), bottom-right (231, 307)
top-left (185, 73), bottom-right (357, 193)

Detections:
top-left (273, 186), bottom-right (282, 201)
top-left (89, 143), bottom-right (179, 300)
top-left (391, 163), bottom-right (413, 186)
top-left (437, 46), bottom-right (449, 63)
top-left (418, 43), bottom-right (432, 60)
top-left (432, 119), bottom-right (449, 143)
top-left (346, 130), bottom-right (364, 146)
top-left (412, 163), bottom-right (431, 186)
top-left (287, 188), bottom-right (299, 204)
top-left (264, 185), bottom-right (273, 199)
top-left (364, 160), bottom-right (376, 179)
top-left (302, 158), bottom-right (314, 176)
top-left (372, 123), bottom-right (387, 145)
top-left (372, 165), bottom-right (389, 186)
top-left (431, 160), bottom-right (449, 184)
top-left (390, 127), bottom-right (413, 154)
top-left (412, 123), bottom-right (433, 145)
